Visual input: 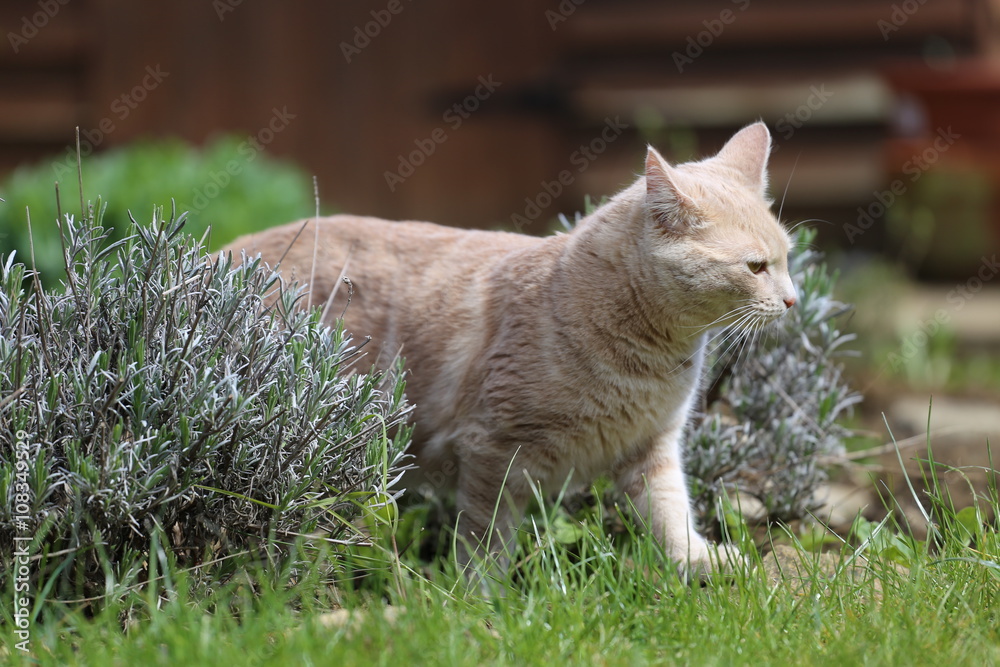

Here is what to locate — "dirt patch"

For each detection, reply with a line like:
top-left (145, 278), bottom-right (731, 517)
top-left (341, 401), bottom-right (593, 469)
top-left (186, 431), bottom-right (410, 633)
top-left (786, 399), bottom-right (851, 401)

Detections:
top-left (761, 544), bottom-right (907, 601)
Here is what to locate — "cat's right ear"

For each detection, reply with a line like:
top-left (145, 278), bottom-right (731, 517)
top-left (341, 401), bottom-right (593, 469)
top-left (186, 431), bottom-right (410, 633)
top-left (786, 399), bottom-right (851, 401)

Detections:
top-left (715, 122), bottom-right (771, 195)
top-left (645, 147), bottom-right (701, 231)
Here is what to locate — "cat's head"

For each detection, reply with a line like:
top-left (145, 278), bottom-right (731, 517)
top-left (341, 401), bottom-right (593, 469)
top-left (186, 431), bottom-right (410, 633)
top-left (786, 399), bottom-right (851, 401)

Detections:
top-left (641, 122), bottom-right (797, 334)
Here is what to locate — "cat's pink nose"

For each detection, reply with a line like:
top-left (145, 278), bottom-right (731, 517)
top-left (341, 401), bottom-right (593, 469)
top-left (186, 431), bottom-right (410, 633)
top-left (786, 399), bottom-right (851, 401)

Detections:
top-left (783, 296), bottom-right (797, 309)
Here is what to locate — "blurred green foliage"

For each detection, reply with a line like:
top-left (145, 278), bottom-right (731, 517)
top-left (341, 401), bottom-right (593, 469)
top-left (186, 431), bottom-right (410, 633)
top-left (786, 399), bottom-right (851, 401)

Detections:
top-left (0, 137), bottom-right (317, 284)
top-left (836, 257), bottom-right (1000, 394)
top-left (886, 167), bottom-right (994, 279)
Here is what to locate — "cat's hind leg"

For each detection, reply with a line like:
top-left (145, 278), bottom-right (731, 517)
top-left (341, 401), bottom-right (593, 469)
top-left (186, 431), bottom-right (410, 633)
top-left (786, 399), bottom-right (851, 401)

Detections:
top-left (451, 451), bottom-right (529, 589)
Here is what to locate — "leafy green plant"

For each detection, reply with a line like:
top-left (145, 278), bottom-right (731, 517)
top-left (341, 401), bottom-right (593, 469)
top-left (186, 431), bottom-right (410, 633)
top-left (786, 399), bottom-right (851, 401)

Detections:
top-left (885, 167), bottom-right (994, 277)
top-left (0, 137), bottom-right (316, 284)
top-left (0, 203), bottom-right (409, 605)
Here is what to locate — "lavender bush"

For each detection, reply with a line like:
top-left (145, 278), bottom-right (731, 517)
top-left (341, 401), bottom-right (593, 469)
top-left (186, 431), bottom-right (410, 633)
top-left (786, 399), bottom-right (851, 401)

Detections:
top-left (0, 204), bottom-right (410, 602)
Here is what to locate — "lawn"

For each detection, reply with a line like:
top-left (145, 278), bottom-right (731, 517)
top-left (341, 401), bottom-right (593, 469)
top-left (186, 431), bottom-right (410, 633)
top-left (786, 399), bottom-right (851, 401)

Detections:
top-left (5, 464), bottom-right (999, 666)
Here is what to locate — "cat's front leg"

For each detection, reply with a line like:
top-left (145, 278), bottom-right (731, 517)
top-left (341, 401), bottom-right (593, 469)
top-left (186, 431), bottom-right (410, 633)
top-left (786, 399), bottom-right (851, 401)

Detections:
top-left (614, 427), bottom-right (736, 577)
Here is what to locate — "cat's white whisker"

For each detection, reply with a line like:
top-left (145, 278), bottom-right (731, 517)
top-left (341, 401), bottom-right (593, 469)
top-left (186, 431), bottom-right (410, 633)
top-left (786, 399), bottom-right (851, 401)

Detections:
top-left (736, 318), bottom-right (766, 372)
top-left (787, 218), bottom-right (829, 234)
top-left (665, 318), bottom-right (748, 377)
top-left (721, 309), bottom-right (774, 374)
top-left (701, 315), bottom-right (758, 366)
top-left (732, 326), bottom-right (761, 373)
top-left (701, 317), bottom-right (748, 352)
top-left (686, 303), bottom-right (757, 333)
top-left (715, 320), bottom-right (755, 365)
top-left (776, 152), bottom-right (799, 223)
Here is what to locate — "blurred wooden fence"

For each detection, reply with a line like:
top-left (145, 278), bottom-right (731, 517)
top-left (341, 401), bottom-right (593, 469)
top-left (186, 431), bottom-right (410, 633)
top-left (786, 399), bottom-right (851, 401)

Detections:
top-left (2, 0), bottom-right (999, 272)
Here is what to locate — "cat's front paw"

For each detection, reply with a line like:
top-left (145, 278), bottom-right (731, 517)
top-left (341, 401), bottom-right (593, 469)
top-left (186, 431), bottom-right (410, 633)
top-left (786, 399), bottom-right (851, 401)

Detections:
top-left (673, 540), bottom-right (745, 581)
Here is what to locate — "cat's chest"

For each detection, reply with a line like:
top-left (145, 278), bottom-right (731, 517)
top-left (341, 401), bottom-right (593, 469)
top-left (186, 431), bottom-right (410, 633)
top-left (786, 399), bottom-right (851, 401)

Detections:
top-left (591, 364), bottom-right (696, 436)
top-left (546, 358), bottom-right (702, 482)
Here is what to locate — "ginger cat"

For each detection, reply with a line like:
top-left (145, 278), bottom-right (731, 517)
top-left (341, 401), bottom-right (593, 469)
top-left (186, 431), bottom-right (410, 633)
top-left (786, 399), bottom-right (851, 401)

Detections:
top-left (224, 122), bottom-right (797, 575)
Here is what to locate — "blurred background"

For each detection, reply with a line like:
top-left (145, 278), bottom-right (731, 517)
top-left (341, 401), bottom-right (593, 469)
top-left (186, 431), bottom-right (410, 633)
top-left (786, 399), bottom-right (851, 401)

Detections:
top-left (1, 0), bottom-right (998, 521)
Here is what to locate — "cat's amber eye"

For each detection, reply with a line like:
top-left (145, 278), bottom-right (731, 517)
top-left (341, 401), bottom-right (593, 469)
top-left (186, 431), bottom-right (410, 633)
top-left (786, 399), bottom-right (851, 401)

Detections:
top-left (747, 260), bottom-right (767, 274)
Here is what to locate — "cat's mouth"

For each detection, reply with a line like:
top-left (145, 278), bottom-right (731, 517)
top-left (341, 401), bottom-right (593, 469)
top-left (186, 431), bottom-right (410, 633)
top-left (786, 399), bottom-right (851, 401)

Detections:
top-left (756, 305), bottom-right (790, 324)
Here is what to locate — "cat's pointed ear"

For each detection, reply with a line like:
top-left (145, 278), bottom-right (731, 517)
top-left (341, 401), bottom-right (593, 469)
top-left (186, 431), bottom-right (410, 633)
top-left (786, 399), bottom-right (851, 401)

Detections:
top-left (715, 121), bottom-right (771, 195)
top-left (645, 146), bottom-right (701, 230)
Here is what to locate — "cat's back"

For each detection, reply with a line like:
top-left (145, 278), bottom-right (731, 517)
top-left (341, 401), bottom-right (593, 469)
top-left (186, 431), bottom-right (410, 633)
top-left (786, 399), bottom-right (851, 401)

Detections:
top-left (222, 214), bottom-right (548, 366)
top-left (225, 215), bottom-right (543, 308)
top-left (224, 214), bottom-right (560, 442)
top-left (229, 214), bottom-right (540, 280)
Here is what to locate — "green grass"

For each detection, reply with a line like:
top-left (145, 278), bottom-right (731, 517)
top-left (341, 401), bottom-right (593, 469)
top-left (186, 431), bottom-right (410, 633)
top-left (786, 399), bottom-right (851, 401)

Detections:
top-left (8, 534), bottom-right (998, 665)
top-left (4, 444), bottom-right (998, 667)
